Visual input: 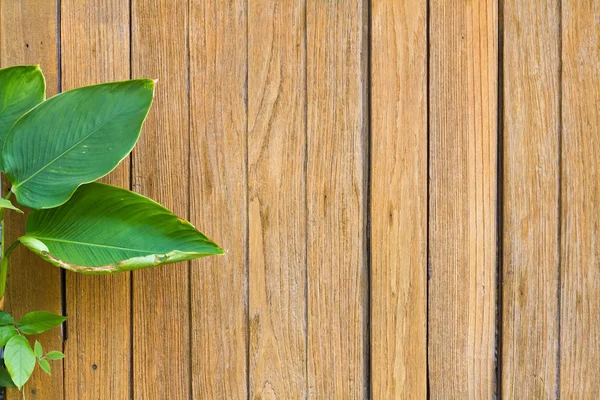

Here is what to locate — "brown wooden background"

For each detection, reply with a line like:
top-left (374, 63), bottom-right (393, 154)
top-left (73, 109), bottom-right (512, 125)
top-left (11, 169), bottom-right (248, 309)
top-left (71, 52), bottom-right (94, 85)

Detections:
top-left (0, 0), bottom-right (598, 398)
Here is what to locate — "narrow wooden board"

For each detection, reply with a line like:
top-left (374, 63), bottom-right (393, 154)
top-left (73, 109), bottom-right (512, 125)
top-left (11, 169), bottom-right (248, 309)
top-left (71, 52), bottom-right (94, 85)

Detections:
top-left (188, 1), bottom-right (248, 398)
top-left (502, 0), bottom-right (560, 397)
top-left (370, 0), bottom-right (427, 398)
top-left (61, 0), bottom-right (131, 398)
top-left (0, 1), bottom-right (63, 398)
top-left (306, 1), bottom-right (368, 397)
top-left (560, 0), bottom-right (600, 397)
top-left (131, 0), bottom-right (190, 398)
top-left (248, 1), bottom-right (306, 398)
top-left (429, 0), bottom-right (497, 397)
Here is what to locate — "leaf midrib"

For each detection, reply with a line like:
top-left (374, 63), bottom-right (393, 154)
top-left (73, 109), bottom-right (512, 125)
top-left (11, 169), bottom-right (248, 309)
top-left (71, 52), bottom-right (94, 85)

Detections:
top-left (27, 236), bottom-right (162, 255)
top-left (12, 112), bottom-right (122, 189)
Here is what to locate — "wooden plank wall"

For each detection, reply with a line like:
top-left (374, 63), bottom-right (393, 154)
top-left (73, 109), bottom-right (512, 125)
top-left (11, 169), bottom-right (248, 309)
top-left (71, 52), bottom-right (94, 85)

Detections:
top-left (0, 2), bottom-right (62, 398)
top-left (429, 0), bottom-right (497, 397)
top-left (61, 2), bottom-right (132, 399)
top-left (502, 0), bottom-right (560, 397)
top-left (0, 0), bottom-right (598, 398)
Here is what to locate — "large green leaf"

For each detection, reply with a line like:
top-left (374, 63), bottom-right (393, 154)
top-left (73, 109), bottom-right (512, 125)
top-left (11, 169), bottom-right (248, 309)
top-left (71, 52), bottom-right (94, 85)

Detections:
top-left (19, 183), bottom-right (223, 274)
top-left (0, 65), bottom-right (45, 163)
top-left (4, 335), bottom-right (35, 389)
top-left (4, 79), bottom-right (154, 209)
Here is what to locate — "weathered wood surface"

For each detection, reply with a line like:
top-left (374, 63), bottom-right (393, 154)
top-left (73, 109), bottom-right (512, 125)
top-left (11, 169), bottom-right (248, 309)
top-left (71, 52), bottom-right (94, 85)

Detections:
top-left (502, 0), bottom-right (560, 397)
top-left (131, 0), bottom-right (191, 398)
top-left (306, 1), bottom-right (369, 397)
top-left (248, 0), bottom-right (306, 398)
top-left (189, 0), bottom-right (248, 398)
top-left (560, 0), bottom-right (600, 398)
top-left (61, 1), bottom-right (132, 398)
top-left (370, 0), bottom-right (427, 398)
top-left (429, 0), bottom-right (498, 397)
top-left (0, 0), bottom-right (598, 398)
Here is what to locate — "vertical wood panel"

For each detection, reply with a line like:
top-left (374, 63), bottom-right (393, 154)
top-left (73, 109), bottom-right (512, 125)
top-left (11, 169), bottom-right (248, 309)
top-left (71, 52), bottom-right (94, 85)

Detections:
top-left (189, 1), bottom-right (248, 398)
top-left (429, 0), bottom-right (497, 397)
top-left (0, 1), bottom-right (63, 398)
top-left (248, 0), bottom-right (306, 398)
top-left (306, 1), bottom-right (368, 397)
top-left (131, 0), bottom-right (190, 398)
top-left (61, 0), bottom-right (131, 398)
top-left (560, 0), bottom-right (600, 397)
top-left (502, 0), bottom-right (560, 397)
top-left (370, 0), bottom-right (427, 398)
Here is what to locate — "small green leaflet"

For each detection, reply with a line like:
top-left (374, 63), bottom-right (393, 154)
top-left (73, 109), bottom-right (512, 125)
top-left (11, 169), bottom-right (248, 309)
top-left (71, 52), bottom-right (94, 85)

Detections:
top-left (0, 65), bottom-right (45, 169)
top-left (0, 198), bottom-right (23, 214)
top-left (4, 335), bottom-right (36, 389)
top-left (0, 325), bottom-right (18, 346)
top-left (0, 310), bottom-right (15, 325)
top-left (45, 351), bottom-right (65, 361)
top-left (38, 359), bottom-right (51, 375)
top-left (18, 311), bottom-right (67, 335)
top-left (34, 340), bottom-right (43, 358)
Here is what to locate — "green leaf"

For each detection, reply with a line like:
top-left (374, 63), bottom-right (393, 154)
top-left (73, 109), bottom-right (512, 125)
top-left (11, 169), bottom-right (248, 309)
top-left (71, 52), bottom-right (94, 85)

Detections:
top-left (4, 335), bottom-right (36, 389)
top-left (0, 197), bottom-right (23, 214)
top-left (45, 351), bottom-right (65, 361)
top-left (20, 183), bottom-right (224, 274)
top-left (18, 311), bottom-right (66, 335)
top-left (0, 65), bottom-right (45, 167)
top-left (0, 310), bottom-right (15, 325)
top-left (0, 366), bottom-right (16, 388)
top-left (38, 359), bottom-right (51, 375)
top-left (4, 79), bottom-right (155, 209)
top-left (33, 341), bottom-right (43, 358)
top-left (0, 325), bottom-right (18, 346)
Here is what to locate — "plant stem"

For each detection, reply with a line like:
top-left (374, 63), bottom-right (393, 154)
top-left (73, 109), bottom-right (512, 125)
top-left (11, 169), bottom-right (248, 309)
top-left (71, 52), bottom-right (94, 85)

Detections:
top-left (4, 241), bottom-right (19, 260)
top-left (0, 217), bottom-right (7, 304)
top-left (0, 190), bottom-right (12, 307)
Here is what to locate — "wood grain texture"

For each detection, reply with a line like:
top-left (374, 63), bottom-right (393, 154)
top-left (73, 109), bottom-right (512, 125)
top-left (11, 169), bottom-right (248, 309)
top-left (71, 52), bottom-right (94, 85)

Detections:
top-left (189, 1), bottom-right (248, 398)
top-left (131, 0), bottom-right (190, 398)
top-left (248, 1), bottom-right (306, 398)
top-left (306, 1), bottom-right (368, 397)
top-left (429, 0), bottom-right (497, 397)
top-left (0, 1), bottom-right (63, 399)
top-left (370, 0), bottom-right (427, 398)
top-left (560, 0), bottom-right (600, 397)
top-left (61, 0), bottom-right (131, 398)
top-left (502, 0), bottom-right (560, 397)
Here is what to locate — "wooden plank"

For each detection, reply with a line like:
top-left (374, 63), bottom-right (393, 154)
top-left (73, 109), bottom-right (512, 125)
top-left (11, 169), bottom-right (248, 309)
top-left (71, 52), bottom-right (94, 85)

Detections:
top-left (0, 1), bottom-right (63, 398)
top-left (60, 0), bottom-right (131, 398)
top-left (370, 0), bottom-right (427, 398)
top-left (428, 0), bottom-right (497, 397)
top-left (306, 1), bottom-right (368, 397)
top-left (188, 1), bottom-right (248, 398)
top-left (131, 0), bottom-right (190, 398)
top-left (560, 0), bottom-right (600, 397)
top-left (248, 1), bottom-right (306, 398)
top-left (502, 0), bottom-right (560, 397)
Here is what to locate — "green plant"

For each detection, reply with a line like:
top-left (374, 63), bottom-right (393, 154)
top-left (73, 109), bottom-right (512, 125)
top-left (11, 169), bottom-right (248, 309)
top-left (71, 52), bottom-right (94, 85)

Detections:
top-left (0, 65), bottom-right (223, 390)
